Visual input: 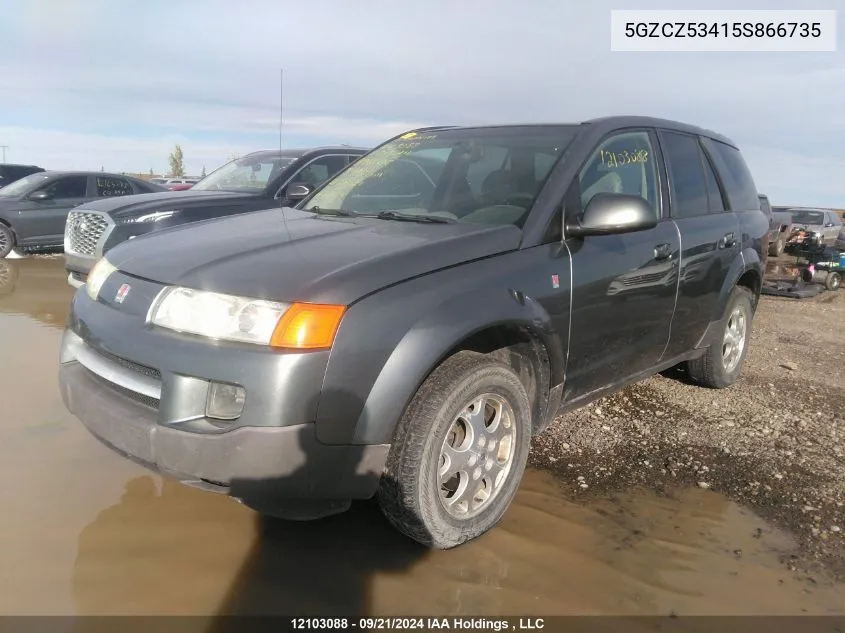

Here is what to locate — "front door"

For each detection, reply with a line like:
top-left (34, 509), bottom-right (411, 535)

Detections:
top-left (563, 129), bottom-right (680, 402)
top-left (18, 175), bottom-right (90, 246)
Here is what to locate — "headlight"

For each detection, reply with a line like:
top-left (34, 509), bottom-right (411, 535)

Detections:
top-left (148, 286), bottom-right (346, 349)
top-left (85, 257), bottom-right (117, 300)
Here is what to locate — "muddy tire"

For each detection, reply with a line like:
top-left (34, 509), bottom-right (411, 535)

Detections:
top-left (825, 271), bottom-right (841, 291)
top-left (686, 286), bottom-right (753, 389)
top-left (0, 224), bottom-right (14, 259)
top-left (377, 350), bottom-right (532, 549)
top-left (768, 236), bottom-right (784, 258)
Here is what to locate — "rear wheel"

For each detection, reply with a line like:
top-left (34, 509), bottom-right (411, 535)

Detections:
top-left (377, 350), bottom-right (532, 549)
top-left (686, 286), bottom-right (753, 389)
top-left (826, 271), bottom-right (841, 291)
top-left (0, 224), bottom-right (14, 259)
top-left (768, 236), bottom-right (784, 257)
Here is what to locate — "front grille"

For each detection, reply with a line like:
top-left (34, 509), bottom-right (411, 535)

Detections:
top-left (82, 365), bottom-right (160, 409)
top-left (96, 346), bottom-right (161, 380)
top-left (66, 211), bottom-right (110, 257)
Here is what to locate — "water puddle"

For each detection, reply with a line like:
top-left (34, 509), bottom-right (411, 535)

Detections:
top-left (1, 257), bottom-right (843, 616)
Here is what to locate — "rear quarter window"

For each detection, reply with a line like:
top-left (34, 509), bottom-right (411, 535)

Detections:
top-left (701, 138), bottom-right (759, 211)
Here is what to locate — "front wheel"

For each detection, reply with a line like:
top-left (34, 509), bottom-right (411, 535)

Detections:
top-left (377, 350), bottom-right (532, 549)
top-left (768, 236), bottom-right (784, 257)
top-left (685, 286), bottom-right (753, 389)
top-left (826, 271), bottom-right (841, 291)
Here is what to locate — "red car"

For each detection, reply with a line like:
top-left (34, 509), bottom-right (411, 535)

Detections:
top-left (164, 178), bottom-right (198, 191)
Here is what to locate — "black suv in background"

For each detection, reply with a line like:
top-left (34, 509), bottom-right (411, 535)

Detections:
top-left (63, 146), bottom-right (367, 287)
top-left (59, 117), bottom-right (767, 549)
top-left (0, 163), bottom-right (45, 189)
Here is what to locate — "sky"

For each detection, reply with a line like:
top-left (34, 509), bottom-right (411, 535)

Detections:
top-left (1, 0), bottom-right (844, 206)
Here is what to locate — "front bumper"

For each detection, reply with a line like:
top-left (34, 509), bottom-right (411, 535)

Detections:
top-left (58, 301), bottom-right (390, 506)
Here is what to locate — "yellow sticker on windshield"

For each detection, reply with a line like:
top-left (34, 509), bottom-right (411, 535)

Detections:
top-left (400, 132), bottom-right (418, 139)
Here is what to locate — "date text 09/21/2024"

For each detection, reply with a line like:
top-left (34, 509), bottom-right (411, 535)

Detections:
top-left (290, 617), bottom-right (546, 631)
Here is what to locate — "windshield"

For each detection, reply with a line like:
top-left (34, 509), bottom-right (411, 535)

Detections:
top-left (0, 173), bottom-right (50, 197)
top-left (191, 154), bottom-right (297, 192)
top-left (790, 210), bottom-right (825, 225)
top-left (302, 127), bottom-right (578, 227)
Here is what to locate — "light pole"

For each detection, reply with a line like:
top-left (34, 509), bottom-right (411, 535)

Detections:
top-left (0, 145), bottom-right (7, 163)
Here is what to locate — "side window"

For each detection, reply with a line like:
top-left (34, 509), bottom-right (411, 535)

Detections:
top-left (577, 130), bottom-right (659, 219)
top-left (659, 131), bottom-right (709, 219)
top-left (96, 177), bottom-right (133, 197)
top-left (701, 150), bottom-right (726, 213)
top-left (40, 176), bottom-right (87, 198)
top-left (700, 138), bottom-right (759, 211)
top-left (294, 156), bottom-right (349, 187)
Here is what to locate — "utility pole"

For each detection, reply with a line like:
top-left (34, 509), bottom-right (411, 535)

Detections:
top-left (0, 145), bottom-right (8, 163)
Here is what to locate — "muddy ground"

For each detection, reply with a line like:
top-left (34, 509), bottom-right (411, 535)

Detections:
top-left (1, 254), bottom-right (843, 616)
top-left (532, 257), bottom-right (845, 584)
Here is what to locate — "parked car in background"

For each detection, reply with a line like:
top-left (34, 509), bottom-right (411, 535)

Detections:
top-left (63, 146), bottom-right (368, 287)
top-left (0, 163), bottom-right (45, 189)
top-left (0, 171), bottom-right (166, 258)
top-left (774, 206), bottom-right (843, 247)
top-left (166, 180), bottom-right (198, 191)
top-left (58, 116), bottom-right (767, 549)
top-left (759, 194), bottom-right (790, 257)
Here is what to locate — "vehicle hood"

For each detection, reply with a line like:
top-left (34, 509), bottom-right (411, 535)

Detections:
top-left (75, 190), bottom-right (258, 216)
top-left (107, 208), bottom-right (522, 305)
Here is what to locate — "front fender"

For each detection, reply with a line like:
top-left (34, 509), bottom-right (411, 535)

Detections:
top-left (351, 288), bottom-right (562, 445)
top-left (313, 249), bottom-right (570, 446)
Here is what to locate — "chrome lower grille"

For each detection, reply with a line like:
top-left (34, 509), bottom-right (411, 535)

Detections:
top-left (65, 211), bottom-right (110, 257)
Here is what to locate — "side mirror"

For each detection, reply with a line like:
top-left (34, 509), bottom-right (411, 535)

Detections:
top-left (29, 190), bottom-right (52, 201)
top-left (284, 183), bottom-right (314, 203)
top-left (566, 193), bottom-right (657, 238)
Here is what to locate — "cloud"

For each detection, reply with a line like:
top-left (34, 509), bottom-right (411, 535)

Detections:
top-left (1, 0), bottom-right (845, 203)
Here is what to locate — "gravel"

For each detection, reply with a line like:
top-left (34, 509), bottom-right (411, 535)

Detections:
top-left (530, 282), bottom-right (845, 581)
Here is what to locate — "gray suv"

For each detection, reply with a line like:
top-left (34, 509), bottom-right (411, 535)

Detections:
top-left (58, 117), bottom-right (767, 549)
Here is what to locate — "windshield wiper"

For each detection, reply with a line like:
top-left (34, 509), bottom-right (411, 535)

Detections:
top-left (309, 206), bottom-right (359, 217)
top-left (374, 210), bottom-right (455, 224)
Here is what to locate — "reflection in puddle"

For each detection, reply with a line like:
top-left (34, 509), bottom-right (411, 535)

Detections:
top-left (1, 257), bottom-right (844, 617)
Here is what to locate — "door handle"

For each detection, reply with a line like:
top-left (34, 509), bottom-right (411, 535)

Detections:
top-left (654, 243), bottom-right (672, 261)
top-left (720, 232), bottom-right (737, 248)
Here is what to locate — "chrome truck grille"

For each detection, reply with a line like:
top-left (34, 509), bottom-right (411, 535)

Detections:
top-left (65, 211), bottom-right (111, 257)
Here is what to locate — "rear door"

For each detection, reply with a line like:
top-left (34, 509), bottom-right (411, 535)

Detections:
top-left (659, 131), bottom-right (740, 359)
top-left (563, 128), bottom-right (680, 400)
top-left (18, 175), bottom-right (90, 244)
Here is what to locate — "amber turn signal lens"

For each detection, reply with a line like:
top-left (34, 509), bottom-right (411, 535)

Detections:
top-left (270, 303), bottom-right (346, 350)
